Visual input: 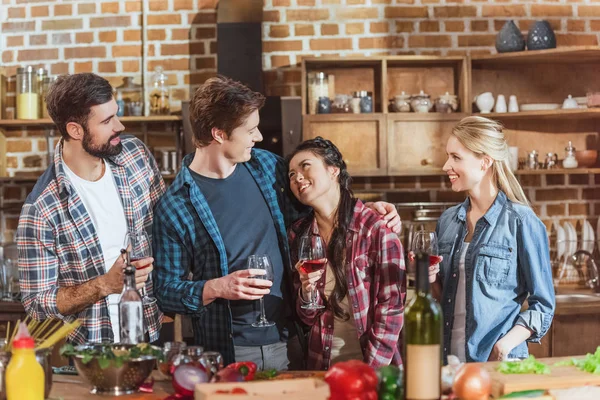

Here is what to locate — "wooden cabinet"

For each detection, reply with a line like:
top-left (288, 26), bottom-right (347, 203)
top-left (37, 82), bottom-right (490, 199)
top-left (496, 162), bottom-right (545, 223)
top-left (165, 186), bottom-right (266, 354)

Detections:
top-left (301, 47), bottom-right (600, 176)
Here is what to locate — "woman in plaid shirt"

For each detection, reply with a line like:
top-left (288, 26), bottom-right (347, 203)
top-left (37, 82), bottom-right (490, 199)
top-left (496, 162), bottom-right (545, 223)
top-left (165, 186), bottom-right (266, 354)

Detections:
top-left (287, 137), bottom-right (406, 370)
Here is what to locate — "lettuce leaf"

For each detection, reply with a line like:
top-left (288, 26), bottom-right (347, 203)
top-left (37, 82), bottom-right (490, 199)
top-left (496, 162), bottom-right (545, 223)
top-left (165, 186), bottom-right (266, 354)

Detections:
top-left (497, 355), bottom-right (551, 375)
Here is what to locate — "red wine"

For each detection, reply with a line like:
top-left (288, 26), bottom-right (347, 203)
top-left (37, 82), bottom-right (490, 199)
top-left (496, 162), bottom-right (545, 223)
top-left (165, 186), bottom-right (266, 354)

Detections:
top-left (299, 258), bottom-right (327, 274)
top-left (130, 257), bottom-right (152, 269)
top-left (429, 255), bottom-right (443, 265)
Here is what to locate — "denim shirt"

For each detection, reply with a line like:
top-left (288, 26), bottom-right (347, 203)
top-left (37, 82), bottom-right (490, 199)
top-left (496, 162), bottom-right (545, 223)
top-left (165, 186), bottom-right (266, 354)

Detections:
top-left (436, 191), bottom-right (555, 362)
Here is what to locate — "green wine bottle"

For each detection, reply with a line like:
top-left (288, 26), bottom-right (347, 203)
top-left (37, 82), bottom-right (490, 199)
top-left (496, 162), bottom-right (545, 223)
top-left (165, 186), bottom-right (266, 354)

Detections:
top-left (404, 252), bottom-right (443, 400)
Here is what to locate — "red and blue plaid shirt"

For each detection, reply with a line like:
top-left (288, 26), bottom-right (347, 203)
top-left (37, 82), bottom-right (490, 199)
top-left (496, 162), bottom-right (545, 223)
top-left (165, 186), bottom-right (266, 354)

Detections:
top-left (289, 200), bottom-right (406, 370)
top-left (17, 136), bottom-right (165, 344)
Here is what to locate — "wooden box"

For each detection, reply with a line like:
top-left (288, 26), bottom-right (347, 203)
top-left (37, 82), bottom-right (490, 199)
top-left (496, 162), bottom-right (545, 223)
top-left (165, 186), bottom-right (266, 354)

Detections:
top-left (194, 378), bottom-right (329, 400)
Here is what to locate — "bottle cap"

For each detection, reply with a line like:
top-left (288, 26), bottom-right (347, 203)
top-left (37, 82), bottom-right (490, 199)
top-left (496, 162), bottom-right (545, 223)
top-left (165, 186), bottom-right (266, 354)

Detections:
top-left (12, 322), bottom-right (35, 349)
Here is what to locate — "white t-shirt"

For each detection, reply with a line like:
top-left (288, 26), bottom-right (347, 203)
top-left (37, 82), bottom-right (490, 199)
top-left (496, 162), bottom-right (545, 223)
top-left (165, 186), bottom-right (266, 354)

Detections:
top-left (450, 242), bottom-right (470, 362)
top-left (64, 160), bottom-right (128, 342)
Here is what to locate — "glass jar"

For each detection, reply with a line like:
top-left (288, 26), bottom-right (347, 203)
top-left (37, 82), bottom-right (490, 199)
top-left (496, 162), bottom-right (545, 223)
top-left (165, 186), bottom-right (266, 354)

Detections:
top-left (308, 72), bottom-right (329, 115)
top-left (17, 66), bottom-right (39, 120)
top-left (359, 90), bottom-right (373, 113)
top-left (149, 66), bottom-right (170, 115)
top-left (351, 91), bottom-right (362, 114)
top-left (410, 90), bottom-right (432, 113)
top-left (117, 76), bottom-right (143, 116)
top-left (36, 68), bottom-right (46, 118)
top-left (158, 341), bottom-right (187, 378)
top-left (331, 94), bottom-right (351, 113)
top-left (563, 141), bottom-right (578, 169)
top-left (40, 76), bottom-right (57, 119)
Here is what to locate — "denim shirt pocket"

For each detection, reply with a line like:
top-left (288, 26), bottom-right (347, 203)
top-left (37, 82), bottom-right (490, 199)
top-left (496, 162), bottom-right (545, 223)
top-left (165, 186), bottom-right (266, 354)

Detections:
top-left (475, 244), bottom-right (513, 286)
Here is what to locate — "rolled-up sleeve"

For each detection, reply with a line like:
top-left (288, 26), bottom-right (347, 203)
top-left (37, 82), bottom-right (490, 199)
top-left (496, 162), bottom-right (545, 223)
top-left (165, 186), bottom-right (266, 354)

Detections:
top-left (17, 204), bottom-right (67, 322)
top-left (152, 206), bottom-right (209, 316)
top-left (516, 213), bottom-right (555, 342)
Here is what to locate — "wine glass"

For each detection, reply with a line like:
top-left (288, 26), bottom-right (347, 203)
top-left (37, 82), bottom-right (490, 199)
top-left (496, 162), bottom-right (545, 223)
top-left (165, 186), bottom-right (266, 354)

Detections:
top-left (248, 254), bottom-right (276, 328)
top-left (411, 230), bottom-right (440, 265)
top-left (298, 235), bottom-right (327, 310)
top-left (126, 231), bottom-right (157, 305)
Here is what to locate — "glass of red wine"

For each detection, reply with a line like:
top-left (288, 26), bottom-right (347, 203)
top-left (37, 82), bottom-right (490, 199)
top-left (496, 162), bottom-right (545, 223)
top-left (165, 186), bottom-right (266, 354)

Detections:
top-left (126, 230), bottom-right (157, 305)
top-left (298, 235), bottom-right (327, 310)
top-left (410, 230), bottom-right (441, 265)
top-left (248, 254), bottom-right (276, 328)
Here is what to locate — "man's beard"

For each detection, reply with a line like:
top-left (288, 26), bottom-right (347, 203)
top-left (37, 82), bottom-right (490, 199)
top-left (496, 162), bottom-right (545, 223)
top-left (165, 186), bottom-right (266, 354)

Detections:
top-left (82, 126), bottom-right (123, 158)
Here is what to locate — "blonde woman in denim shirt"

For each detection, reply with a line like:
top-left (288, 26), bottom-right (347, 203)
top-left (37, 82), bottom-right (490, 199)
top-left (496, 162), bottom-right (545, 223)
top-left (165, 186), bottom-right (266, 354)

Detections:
top-left (431, 116), bottom-right (555, 363)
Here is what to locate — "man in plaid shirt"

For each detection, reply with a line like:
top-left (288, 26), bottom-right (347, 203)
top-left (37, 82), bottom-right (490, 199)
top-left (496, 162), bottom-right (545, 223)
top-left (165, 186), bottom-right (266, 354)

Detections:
top-left (17, 74), bottom-right (164, 344)
top-left (152, 76), bottom-right (400, 367)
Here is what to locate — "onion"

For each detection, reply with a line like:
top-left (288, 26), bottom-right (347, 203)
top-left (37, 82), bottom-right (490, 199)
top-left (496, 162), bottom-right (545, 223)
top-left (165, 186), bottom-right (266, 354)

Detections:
top-left (172, 364), bottom-right (209, 397)
top-left (452, 364), bottom-right (492, 400)
top-left (213, 368), bottom-right (244, 383)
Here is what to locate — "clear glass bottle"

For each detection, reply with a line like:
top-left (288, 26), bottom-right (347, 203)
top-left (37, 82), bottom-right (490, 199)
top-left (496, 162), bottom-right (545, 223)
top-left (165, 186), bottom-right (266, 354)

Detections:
top-left (563, 141), bottom-right (578, 169)
top-left (307, 72), bottom-right (329, 115)
top-left (16, 66), bottom-right (39, 120)
top-left (149, 66), bottom-right (170, 115)
top-left (119, 263), bottom-right (144, 344)
top-left (36, 68), bottom-right (46, 119)
top-left (40, 76), bottom-right (57, 119)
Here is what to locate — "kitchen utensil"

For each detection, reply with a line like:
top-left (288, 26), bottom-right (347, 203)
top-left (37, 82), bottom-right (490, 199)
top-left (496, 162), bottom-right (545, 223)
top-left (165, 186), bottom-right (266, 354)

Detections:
top-left (0, 341), bottom-right (53, 400)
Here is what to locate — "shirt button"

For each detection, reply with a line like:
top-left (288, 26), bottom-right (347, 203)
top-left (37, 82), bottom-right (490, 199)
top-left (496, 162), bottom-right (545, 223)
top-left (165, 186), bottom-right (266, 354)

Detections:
top-left (328, 325), bottom-right (332, 329)
top-left (446, 322), bottom-right (449, 326)
top-left (353, 303), bottom-right (358, 308)
top-left (453, 273), bottom-right (456, 278)
top-left (448, 299), bottom-right (451, 303)
top-left (444, 347), bottom-right (447, 352)
top-left (325, 346), bottom-right (330, 350)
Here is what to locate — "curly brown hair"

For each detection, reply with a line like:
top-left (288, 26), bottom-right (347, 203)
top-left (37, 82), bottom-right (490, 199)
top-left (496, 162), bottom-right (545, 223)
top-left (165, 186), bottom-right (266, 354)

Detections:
top-left (188, 76), bottom-right (265, 147)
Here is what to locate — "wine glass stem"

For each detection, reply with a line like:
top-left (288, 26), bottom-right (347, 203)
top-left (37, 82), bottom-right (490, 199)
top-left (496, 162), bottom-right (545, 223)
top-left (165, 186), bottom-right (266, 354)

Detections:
top-left (259, 297), bottom-right (267, 322)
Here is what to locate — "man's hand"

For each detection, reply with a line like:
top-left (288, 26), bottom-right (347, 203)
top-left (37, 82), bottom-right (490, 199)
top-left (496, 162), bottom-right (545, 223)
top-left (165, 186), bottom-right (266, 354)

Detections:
top-left (100, 254), bottom-right (126, 296)
top-left (203, 269), bottom-right (272, 305)
top-left (295, 261), bottom-right (324, 301)
top-left (132, 257), bottom-right (154, 291)
top-left (365, 201), bottom-right (401, 233)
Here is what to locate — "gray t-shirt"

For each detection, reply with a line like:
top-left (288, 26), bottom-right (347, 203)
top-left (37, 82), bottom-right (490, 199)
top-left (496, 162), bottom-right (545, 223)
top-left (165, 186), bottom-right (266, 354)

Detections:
top-left (190, 165), bottom-right (284, 346)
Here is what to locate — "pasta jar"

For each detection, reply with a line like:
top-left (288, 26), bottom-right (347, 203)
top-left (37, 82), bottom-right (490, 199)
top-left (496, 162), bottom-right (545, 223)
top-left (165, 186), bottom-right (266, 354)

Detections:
top-left (17, 66), bottom-right (39, 120)
top-left (308, 72), bottom-right (329, 115)
top-left (149, 66), bottom-right (170, 115)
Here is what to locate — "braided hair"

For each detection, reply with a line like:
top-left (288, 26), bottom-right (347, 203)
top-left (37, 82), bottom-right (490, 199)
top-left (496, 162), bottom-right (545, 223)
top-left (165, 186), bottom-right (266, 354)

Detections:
top-left (288, 137), bottom-right (357, 320)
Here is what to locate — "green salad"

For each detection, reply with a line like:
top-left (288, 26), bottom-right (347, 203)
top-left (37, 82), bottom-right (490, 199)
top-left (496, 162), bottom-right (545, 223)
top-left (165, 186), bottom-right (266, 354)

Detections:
top-left (60, 343), bottom-right (163, 369)
top-left (497, 355), bottom-right (551, 375)
top-left (553, 346), bottom-right (600, 374)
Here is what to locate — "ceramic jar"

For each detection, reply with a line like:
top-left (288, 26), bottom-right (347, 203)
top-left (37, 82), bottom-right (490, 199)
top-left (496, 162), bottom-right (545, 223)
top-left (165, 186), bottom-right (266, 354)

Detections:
top-left (435, 92), bottom-right (459, 113)
top-left (410, 90), bottom-right (432, 113)
top-left (393, 91), bottom-right (411, 113)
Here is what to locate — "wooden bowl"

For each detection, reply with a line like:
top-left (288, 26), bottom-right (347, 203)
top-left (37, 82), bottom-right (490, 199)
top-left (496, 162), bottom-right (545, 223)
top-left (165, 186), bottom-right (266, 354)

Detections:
top-left (575, 150), bottom-right (598, 168)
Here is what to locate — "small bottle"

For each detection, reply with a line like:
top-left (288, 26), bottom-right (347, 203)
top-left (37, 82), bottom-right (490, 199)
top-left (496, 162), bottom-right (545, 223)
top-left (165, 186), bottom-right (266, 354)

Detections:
top-left (116, 90), bottom-right (125, 117)
top-left (6, 322), bottom-right (44, 400)
top-left (404, 252), bottom-right (443, 400)
top-left (119, 257), bottom-right (144, 344)
top-left (562, 141), bottom-right (578, 169)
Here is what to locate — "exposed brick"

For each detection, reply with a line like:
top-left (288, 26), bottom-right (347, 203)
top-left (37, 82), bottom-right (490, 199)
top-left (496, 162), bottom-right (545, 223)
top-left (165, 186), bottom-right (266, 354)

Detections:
top-left (546, 204), bottom-right (566, 217)
top-left (31, 6), bottom-right (49, 18)
top-left (568, 203), bottom-right (590, 216)
top-left (347, 0), bottom-right (366, 3)
top-left (42, 19), bottom-right (82, 31)
top-left (51, 62), bottom-right (69, 75)
top-left (148, 14), bottom-right (182, 25)
top-left (29, 34), bottom-right (47, 46)
top-left (387, 191), bottom-right (431, 203)
top-left (90, 16), bottom-right (131, 28)
top-left (7, 140), bottom-right (32, 152)
top-left (531, 5), bottom-right (573, 17)
top-left (269, 25), bottom-right (290, 38)
top-left (568, 174), bottom-right (589, 185)
top-left (445, 21), bottom-right (465, 32)
top-left (123, 29), bottom-right (141, 42)
top-left (420, 176), bottom-right (443, 189)
top-left (556, 34), bottom-right (598, 46)
top-left (170, 29), bottom-right (189, 41)
top-left (174, 0), bottom-right (195, 10)
top-left (295, 24), bottom-right (315, 36)
top-left (420, 21), bottom-right (440, 32)
top-left (6, 157), bottom-right (18, 169)
top-left (160, 43), bottom-right (192, 56)
top-left (359, 36), bottom-right (403, 49)
top-left (336, 7), bottom-right (378, 20)
top-left (519, 175), bottom-right (542, 187)
top-left (286, 9), bottom-right (329, 21)
top-left (3, 187), bottom-right (22, 201)
top-left (98, 61), bottom-right (117, 73)
top-left (434, 6), bottom-right (477, 18)
top-left (536, 189), bottom-right (579, 201)
top-left (309, 38), bottom-right (353, 51)
top-left (8, 7), bottom-right (25, 18)
top-left (186, 71), bottom-right (217, 85)
top-left (149, 58), bottom-right (190, 71)
top-left (482, 5), bottom-right (526, 17)
top-left (75, 32), bottom-right (94, 44)
top-left (17, 48), bottom-right (58, 62)
top-left (263, 40), bottom-right (303, 52)
top-left (148, 29), bottom-right (167, 41)
top-left (470, 20), bottom-right (488, 32)
top-left (582, 188), bottom-right (600, 201)
top-left (99, 31), bottom-right (117, 43)
top-left (52, 33), bottom-right (71, 45)
top-left (370, 22), bottom-right (389, 33)
top-left (298, 0), bottom-right (316, 5)
top-left (122, 60), bottom-right (140, 73)
top-left (263, 10), bottom-right (280, 22)
top-left (321, 24), bottom-right (339, 35)
top-left (77, 3), bottom-right (96, 14)
top-left (385, 6), bottom-right (428, 18)
top-left (409, 35), bottom-right (452, 48)
top-left (567, 20), bottom-right (586, 32)
top-left (195, 57), bottom-right (216, 69)
top-left (54, 4), bottom-right (72, 16)
top-left (273, 0), bottom-right (291, 5)
top-left (6, 36), bottom-right (24, 47)
top-left (545, 175), bottom-right (564, 186)
top-left (196, 27), bottom-right (216, 39)
top-left (271, 55), bottom-right (291, 68)
top-left (64, 46), bottom-right (106, 59)
top-left (518, 19), bottom-right (561, 32)
top-left (458, 35), bottom-right (495, 47)
top-left (125, 1), bottom-right (141, 12)
top-left (396, 21), bottom-right (415, 33)
top-left (2, 21), bottom-right (35, 33)
top-left (74, 61), bottom-right (93, 74)
top-left (149, 0), bottom-right (168, 11)
top-left (393, 177), bottom-right (419, 189)
top-left (198, 0), bottom-right (218, 9)
top-left (322, 0), bottom-right (341, 3)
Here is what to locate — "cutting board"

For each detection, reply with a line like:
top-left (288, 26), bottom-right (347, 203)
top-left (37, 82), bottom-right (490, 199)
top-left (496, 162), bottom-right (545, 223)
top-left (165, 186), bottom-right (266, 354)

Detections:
top-left (478, 356), bottom-right (600, 398)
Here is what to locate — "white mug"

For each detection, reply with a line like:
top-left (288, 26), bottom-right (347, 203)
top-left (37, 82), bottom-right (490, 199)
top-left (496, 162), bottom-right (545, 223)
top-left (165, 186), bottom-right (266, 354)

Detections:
top-left (495, 95), bottom-right (507, 113)
top-left (508, 95), bottom-right (519, 113)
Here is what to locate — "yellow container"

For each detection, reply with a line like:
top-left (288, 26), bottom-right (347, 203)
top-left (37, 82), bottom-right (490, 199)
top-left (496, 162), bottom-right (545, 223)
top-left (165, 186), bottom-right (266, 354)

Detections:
top-left (16, 66), bottom-right (39, 120)
top-left (5, 324), bottom-right (44, 400)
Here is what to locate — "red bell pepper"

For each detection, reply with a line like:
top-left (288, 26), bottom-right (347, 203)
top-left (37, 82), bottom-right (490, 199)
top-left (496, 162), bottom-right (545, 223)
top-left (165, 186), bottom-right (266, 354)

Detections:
top-left (324, 360), bottom-right (378, 400)
top-left (225, 361), bottom-right (258, 381)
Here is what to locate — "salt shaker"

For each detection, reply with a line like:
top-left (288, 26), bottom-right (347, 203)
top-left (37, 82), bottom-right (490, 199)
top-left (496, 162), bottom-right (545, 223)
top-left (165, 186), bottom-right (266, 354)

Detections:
top-left (562, 141), bottom-right (578, 169)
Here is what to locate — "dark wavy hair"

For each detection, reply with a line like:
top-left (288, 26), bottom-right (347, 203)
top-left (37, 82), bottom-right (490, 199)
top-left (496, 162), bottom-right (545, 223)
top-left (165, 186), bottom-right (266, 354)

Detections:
top-left (288, 137), bottom-right (357, 321)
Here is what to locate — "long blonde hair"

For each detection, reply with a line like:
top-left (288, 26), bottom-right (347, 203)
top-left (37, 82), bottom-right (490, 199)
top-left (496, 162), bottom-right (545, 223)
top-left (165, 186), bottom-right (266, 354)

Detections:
top-left (451, 116), bottom-right (530, 207)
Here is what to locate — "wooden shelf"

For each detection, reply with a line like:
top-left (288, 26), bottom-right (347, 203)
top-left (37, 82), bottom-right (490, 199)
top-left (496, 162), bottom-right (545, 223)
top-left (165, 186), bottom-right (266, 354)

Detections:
top-left (472, 46), bottom-right (600, 65)
top-left (304, 113), bottom-right (385, 121)
top-left (0, 116), bottom-right (182, 127)
top-left (0, 176), bottom-right (40, 183)
top-left (387, 112), bottom-right (468, 121)
top-left (385, 168), bottom-right (600, 177)
top-left (478, 108), bottom-right (600, 121)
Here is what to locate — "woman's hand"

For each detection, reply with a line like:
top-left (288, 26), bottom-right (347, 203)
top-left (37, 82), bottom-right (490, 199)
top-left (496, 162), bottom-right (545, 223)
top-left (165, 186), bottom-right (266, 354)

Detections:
top-left (488, 325), bottom-right (533, 361)
top-left (488, 339), bottom-right (513, 361)
top-left (295, 260), bottom-right (324, 301)
top-left (408, 251), bottom-right (442, 283)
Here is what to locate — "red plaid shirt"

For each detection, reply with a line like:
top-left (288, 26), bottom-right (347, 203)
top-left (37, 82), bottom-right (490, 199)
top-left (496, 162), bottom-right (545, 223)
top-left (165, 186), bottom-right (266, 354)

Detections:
top-left (17, 137), bottom-right (165, 344)
top-left (288, 200), bottom-right (406, 370)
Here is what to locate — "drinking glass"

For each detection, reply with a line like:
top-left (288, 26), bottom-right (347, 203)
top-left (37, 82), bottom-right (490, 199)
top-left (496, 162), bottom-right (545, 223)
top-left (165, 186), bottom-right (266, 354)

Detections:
top-left (298, 235), bottom-right (327, 310)
top-left (411, 230), bottom-right (440, 265)
top-left (248, 254), bottom-right (276, 328)
top-left (126, 231), bottom-right (156, 305)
